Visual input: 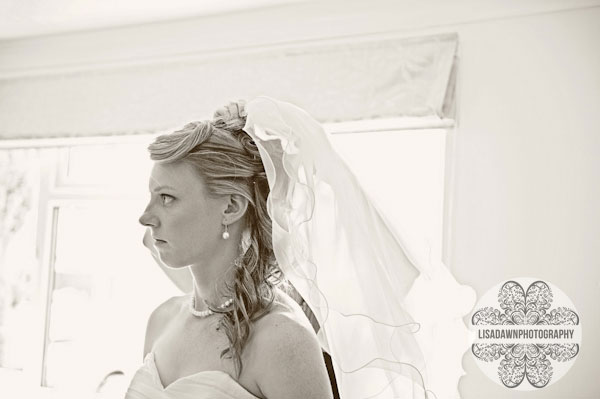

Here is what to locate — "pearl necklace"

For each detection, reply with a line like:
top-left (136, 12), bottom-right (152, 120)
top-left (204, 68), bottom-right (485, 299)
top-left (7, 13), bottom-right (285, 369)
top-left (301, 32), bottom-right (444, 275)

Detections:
top-left (188, 295), bottom-right (233, 318)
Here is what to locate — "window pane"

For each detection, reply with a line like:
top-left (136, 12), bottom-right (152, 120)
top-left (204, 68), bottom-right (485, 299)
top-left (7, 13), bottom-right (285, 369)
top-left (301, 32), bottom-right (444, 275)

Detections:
top-left (63, 143), bottom-right (152, 190)
top-left (1, 129), bottom-right (449, 397)
top-left (0, 148), bottom-right (45, 394)
top-left (45, 200), bottom-right (179, 393)
top-left (330, 129), bottom-right (447, 263)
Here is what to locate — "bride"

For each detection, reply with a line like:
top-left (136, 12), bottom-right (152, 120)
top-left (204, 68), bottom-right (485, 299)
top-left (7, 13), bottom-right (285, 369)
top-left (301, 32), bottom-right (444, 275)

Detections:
top-left (130, 100), bottom-right (333, 399)
top-left (126, 97), bottom-right (437, 398)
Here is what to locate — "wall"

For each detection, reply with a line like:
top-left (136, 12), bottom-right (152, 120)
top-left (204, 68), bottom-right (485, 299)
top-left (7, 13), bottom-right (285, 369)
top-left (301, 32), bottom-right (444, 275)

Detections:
top-left (449, 7), bottom-right (600, 399)
top-left (1, 1), bottom-right (598, 397)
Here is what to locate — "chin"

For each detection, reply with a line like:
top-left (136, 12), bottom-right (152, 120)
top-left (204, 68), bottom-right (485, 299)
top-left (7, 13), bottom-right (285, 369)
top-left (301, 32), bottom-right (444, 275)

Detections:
top-left (165, 262), bottom-right (189, 269)
top-left (157, 253), bottom-right (189, 269)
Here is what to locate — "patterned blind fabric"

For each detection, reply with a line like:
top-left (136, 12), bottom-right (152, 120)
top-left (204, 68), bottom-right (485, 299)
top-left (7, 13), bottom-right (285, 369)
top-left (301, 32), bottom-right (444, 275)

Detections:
top-left (0, 33), bottom-right (457, 139)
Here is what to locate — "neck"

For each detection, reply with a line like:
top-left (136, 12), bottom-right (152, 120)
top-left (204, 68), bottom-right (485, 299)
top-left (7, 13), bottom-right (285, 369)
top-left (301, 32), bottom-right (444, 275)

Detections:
top-left (188, 239), bottom-right (239, 311)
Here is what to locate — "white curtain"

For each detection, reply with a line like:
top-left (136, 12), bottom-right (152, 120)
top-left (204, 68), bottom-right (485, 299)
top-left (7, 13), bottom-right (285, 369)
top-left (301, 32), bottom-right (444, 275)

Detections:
top-left (0, 33), bottom-right (457, 139)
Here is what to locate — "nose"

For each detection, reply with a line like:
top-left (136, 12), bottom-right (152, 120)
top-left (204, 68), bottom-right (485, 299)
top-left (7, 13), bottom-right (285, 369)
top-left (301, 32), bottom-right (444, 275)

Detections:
top-left (138, 204), bottom-right (158, 227)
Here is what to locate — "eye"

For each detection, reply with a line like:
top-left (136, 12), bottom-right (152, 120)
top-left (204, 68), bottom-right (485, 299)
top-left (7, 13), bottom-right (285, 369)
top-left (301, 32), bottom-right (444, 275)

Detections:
top-left (160, 194), bottom-right (175, 205)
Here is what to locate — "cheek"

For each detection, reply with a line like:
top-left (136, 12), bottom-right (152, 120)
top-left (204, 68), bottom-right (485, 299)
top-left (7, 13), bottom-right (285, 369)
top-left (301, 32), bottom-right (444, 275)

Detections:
top-left (176, 210), bottom-right (221, 248)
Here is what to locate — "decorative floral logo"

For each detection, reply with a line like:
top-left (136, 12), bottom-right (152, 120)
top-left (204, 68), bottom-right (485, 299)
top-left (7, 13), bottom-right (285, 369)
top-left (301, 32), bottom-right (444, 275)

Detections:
top-left (471, 279), bottom-right (580, 390)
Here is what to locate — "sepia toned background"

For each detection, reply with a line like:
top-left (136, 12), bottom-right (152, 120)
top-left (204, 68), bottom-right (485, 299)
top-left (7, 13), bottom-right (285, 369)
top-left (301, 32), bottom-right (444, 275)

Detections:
top-left (1, 1), bottom-right (598, 398)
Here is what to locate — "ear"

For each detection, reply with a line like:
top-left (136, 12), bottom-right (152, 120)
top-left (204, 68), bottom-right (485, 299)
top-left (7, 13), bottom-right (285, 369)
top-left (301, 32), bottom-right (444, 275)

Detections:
top-left (222, 194), bottom-right (249, 225)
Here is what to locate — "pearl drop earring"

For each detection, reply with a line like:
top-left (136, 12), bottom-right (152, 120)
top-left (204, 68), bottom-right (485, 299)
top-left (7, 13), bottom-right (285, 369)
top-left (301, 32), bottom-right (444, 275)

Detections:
top-left (222, 224), bottom-right (230, 240)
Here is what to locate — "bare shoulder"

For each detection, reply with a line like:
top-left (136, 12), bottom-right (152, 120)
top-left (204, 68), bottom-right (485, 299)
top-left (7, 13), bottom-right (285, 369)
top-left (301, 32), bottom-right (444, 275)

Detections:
top-left (248, 289), bottom-right (333, 398)
top-left (143, 295), bottom-right (185, 357)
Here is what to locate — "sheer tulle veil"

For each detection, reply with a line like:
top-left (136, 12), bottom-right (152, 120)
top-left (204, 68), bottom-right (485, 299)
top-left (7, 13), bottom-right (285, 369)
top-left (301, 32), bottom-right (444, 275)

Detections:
top-left (242, 97), bottom-right (475, 399)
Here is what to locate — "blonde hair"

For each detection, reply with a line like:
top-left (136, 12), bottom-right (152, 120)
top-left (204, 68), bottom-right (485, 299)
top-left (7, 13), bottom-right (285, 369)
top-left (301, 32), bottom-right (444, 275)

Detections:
top-left (147, 101), bottom-right (283, 377)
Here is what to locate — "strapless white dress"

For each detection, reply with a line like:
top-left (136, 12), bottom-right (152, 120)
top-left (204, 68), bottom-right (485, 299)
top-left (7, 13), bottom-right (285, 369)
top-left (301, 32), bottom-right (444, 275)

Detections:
top-left (124, 352), bottom-right (260, 399)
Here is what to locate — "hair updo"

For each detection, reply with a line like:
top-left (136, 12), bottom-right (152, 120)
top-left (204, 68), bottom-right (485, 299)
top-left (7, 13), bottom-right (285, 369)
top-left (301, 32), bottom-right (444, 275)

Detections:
top-left (147, 100), bottom-right (283, 377)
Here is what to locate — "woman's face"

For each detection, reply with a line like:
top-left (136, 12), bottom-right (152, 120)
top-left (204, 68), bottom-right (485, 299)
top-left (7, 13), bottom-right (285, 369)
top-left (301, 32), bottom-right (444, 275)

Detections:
top-left (138, 161), bottom-right (227, 268)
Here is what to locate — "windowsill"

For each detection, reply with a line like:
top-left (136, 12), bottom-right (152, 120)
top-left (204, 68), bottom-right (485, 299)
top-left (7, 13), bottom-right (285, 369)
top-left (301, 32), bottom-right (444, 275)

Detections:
top-left (0, 367), bottom-right (128, 399)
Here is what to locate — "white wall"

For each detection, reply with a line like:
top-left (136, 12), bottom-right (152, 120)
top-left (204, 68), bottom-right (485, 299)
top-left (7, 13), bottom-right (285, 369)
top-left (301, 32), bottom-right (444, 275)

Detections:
top-left (1, 1), bottom-right (598, 397)
top-left (448, 8), bottom-right (600, 399)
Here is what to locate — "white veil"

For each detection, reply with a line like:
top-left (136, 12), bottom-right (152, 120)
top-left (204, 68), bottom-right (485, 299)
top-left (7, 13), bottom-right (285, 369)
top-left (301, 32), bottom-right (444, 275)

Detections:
top-left (242, 97), bottom-right (475, 399)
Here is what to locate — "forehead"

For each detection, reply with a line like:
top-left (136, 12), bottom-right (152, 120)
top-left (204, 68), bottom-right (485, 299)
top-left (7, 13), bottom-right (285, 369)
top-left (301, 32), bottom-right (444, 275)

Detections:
top-left (149, 161), bottom-right (206, 193)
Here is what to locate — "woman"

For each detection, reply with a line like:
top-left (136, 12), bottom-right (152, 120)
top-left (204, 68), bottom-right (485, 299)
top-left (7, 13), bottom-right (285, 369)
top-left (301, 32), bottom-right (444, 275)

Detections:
top-left (126, 97), bottom-right (439, 399)
top-left (128, 100), bottom-right (333, 398)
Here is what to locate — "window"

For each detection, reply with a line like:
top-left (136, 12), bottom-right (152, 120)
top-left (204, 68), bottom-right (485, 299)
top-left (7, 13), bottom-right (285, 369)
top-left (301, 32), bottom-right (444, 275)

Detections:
top-left (0, 119), bottom-right (452, 397)
top-left (327, 119), bottom-right (450, 267)
top-left (0, 142), bottom-right (181, 398)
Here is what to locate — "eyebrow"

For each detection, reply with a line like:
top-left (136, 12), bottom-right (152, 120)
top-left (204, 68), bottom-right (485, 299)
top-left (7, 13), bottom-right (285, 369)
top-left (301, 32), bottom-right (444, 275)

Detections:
top-left (150, 185), bottom-right (177, 193)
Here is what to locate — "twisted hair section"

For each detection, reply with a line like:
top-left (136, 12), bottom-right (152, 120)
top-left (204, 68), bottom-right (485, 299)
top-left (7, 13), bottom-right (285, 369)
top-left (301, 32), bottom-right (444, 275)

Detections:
top-left (147, 101), bottom-right (284, 377)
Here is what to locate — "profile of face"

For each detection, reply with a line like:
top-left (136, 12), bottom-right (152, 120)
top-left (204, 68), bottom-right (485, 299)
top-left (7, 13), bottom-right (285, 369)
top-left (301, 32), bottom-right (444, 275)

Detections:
top-left (138, 161), bottom-right (229, 268)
